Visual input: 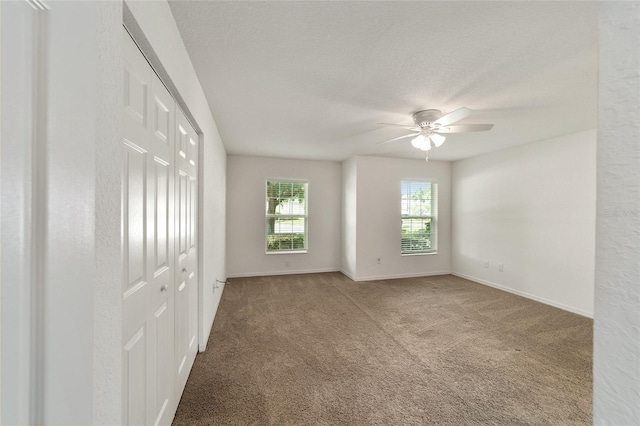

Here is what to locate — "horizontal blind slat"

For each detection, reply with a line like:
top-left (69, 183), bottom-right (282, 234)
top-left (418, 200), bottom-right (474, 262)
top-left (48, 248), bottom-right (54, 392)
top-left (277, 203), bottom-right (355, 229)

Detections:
top-left (401, 180), bottom-right (436, 254)
top-left (266, 179), bottom-right (308, 252)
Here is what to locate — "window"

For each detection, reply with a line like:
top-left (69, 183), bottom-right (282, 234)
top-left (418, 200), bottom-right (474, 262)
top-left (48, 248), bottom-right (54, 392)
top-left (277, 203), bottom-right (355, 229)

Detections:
top-left (401, 181), bottom-right (437, 254)
top-left (266, 180), bottom-right (308, 253)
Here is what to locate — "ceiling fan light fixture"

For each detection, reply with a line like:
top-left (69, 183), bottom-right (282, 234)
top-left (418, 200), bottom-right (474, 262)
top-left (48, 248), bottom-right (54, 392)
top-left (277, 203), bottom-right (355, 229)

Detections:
top-left (411, 134), bottom-right (431, 151)
top-left (430, 133), bottom-right (446, 147)
top-left (377, 108), bottom-right (494, 159)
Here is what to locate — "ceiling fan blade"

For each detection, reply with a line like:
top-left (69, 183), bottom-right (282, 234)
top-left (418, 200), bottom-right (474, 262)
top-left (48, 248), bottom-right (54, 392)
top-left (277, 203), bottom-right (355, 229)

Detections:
top-left (378, 123), bottom-right (420, 131)
top-left (436, 124), bottom-right (494, 133)
top-left (434, 107), bottom-right (473, 126)
top-left (376, 133), bottom-right (419, 145)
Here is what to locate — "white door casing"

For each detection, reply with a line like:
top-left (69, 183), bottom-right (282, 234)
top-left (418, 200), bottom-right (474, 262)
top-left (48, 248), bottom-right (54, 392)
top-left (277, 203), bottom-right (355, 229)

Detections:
top-left (174, 109), bottom-right (199, 396)
top-left (123, 29), bottom-right (176, 426)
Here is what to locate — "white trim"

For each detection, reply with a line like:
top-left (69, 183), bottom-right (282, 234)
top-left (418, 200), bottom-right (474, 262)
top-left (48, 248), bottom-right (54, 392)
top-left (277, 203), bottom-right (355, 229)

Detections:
top-left (1, 4), bottom-right (49, 422)
top-left (227, 267), bottom-right (339, 279)
top-left (451, 272), bottom-right (593, 318)
top-left (25, 0), bottom-right (49, 11)
top-left (350, 271), bottom-right (451, 282)
top-left (30, 8), bottom-right (48, 423)
top-left (265, 250), bottom-right (307, 255)
top-left (340, 269), bottom-right (356, 281)
top-left (197, 124), bottom-right (205, 351)
top-left (198, 279), bottom-right (225, 352)
top-left (265, 179), bottom-right (309, 253)
top-left (401, 181), bottom-right (438, 255)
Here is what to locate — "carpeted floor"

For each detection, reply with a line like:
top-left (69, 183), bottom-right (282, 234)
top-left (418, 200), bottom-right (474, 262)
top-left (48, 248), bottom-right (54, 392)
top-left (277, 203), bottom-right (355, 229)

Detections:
top-left (173, 273), bottom-right (592, 425)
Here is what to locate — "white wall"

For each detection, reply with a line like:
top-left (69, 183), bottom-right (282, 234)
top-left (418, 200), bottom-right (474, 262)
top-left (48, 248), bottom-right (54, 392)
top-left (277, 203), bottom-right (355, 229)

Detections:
top-left (0, 1), bottom-right (227, 423)
top-left (594, 2), bottom-right (640, 424)
top-left (0, 2), bottom-right (124, 423)
top-left (43, 4), bottom-right (108, 421)
top-left (227, 155), bottom-right (341, 277)
top-left (94, 3), bottom-right (124, 423)
top-left (228, 155), bottom-right (452, 282)
top-left (125, 0), bottom-right (227, 350)
top-left (451, 129), bottom-right (596, 317)
top-left (349, 156), bottom-right (452, 281)
top-left (341, 157), bottom-right (358, 279)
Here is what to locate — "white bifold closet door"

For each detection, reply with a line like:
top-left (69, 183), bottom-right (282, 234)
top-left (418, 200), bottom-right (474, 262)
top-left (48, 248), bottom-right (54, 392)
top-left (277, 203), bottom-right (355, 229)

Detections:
top-left (174, 109), bottom-right (199, 397)
top-left (122, 28), bottom-right (199, 426)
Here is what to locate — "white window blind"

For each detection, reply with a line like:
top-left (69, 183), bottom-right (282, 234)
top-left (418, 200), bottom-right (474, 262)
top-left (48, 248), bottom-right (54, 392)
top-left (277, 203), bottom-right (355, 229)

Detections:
top-left (266, 180), bottom-right (308, 252)
top-left (401, 181), bottom-right (437, 254)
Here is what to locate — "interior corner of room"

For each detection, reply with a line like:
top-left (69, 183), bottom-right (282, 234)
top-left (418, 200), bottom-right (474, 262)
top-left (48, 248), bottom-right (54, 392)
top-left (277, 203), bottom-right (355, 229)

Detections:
top-left (1, 0), bottom-right (638, 425)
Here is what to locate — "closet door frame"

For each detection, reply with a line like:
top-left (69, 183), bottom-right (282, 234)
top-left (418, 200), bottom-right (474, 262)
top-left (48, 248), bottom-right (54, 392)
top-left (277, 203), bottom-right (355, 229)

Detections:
top-left (123, 8), bottom-right (207, 354)
top-left (122, 25), bottom-right (202, 425)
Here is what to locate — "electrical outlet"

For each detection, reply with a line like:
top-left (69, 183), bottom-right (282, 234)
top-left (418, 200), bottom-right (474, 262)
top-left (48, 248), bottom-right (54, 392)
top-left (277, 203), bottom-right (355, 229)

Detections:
top-left (285, 260), bottom-right (290, 267)
top-left (483, 260), bottom-right (489, 268)
top-left (376, 257), bottom-right (381, 264)
top-left (498, 263), bottom-right (504, 272)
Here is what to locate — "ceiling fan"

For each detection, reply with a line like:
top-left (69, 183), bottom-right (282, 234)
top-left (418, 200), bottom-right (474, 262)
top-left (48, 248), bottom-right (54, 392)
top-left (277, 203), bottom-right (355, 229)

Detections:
top-left (377, 108), bottom-right (494, 162)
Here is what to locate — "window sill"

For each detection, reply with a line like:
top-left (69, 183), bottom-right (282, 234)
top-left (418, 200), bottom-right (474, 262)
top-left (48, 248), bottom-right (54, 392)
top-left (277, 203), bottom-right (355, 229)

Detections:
top-left (265, 250), bottom-right (308, 255)
top-left (401, 251), bottom-right (438, 256)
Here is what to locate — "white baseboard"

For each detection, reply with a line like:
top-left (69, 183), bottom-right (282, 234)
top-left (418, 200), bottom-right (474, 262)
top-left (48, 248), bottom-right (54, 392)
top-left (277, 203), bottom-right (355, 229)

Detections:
top-left (340, 269), bottom-right (356, 281)
top-left (198, 282), bottom-right (224, 353)
top-left (226, 267), bottom-right (340, 279)
top-left (347, 270), bottom-right (451, 282)
top-left (451, 272), bottom-right (593, 318)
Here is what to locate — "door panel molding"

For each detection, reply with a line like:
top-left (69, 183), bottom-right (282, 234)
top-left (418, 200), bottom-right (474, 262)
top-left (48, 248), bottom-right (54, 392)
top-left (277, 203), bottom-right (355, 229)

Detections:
top-left (123, 27), bottom-right (200, 425)
top-left (123, 28), bottom-right (178, 426)
top-left (174, 109), bottom-right (199, 397)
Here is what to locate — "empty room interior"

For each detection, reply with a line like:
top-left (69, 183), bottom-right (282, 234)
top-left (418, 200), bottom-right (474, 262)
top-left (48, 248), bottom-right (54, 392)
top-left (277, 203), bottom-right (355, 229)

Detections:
top-left (1, 1), bottom-right (639, 425)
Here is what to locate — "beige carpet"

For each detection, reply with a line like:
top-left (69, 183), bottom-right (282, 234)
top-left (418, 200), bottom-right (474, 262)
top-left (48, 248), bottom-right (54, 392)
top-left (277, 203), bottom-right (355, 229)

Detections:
top-left (173, 273), bottom-right (592, 425)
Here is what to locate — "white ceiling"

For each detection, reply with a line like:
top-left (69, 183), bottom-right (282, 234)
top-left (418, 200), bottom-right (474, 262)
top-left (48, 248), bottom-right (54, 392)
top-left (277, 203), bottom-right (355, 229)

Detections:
top-left (168, 1), bottom-right (598, 162)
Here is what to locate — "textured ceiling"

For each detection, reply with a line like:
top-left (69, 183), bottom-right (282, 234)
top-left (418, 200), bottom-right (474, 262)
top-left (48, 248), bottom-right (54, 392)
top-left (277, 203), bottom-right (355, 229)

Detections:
top-left (168, 1), bottom-right (598, 162)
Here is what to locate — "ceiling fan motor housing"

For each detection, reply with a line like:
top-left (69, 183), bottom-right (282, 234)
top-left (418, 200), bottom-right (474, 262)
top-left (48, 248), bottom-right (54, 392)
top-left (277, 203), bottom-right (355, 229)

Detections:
top-left (412, 109), bottom-right (443, 127)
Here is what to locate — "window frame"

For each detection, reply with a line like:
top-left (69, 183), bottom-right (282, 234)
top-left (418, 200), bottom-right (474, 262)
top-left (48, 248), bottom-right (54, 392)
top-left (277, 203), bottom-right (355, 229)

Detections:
top-left (265, 179), bottom-right (309, 254)
top-left (401, 180), bottom-right (437, 255)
